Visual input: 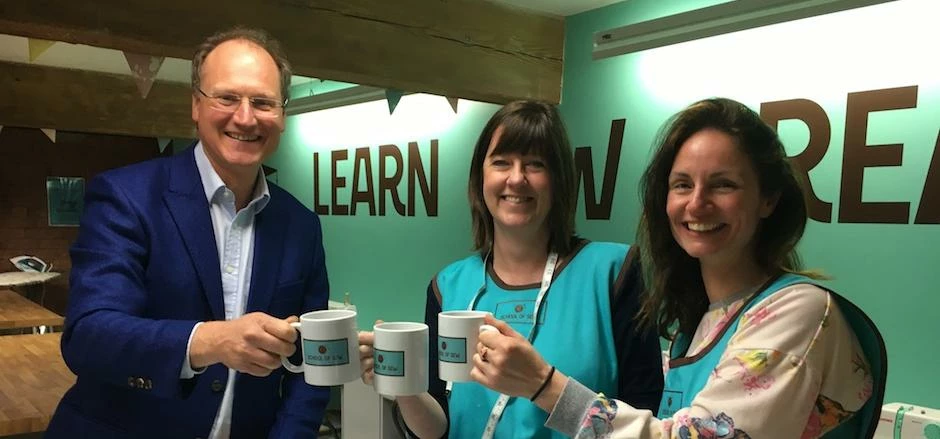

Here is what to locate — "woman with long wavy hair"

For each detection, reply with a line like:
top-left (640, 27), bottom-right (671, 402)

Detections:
top-left (478, 98), bottom-right (877, 438)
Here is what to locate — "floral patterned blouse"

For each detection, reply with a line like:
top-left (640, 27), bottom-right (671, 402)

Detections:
top-left (544, 283), bottom-right (873, 438)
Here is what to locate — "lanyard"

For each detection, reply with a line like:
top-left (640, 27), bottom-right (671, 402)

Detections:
top-left (464, 251), bottom-right (558, 439)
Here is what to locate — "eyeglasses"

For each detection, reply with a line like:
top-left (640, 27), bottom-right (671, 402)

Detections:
top-left (196, 88), bottom-right (287, 118)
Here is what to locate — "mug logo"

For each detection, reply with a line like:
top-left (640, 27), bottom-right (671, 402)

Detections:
top-left (494, 300), bottom-right (545, 326)
top-left (373, 349), bottom-right (405, 377)
top-left (438, 336), bottom-right (467, 364)
top-left (658, 390), bottom-right (683, 418)
top-left (303, 339), bottom-right (350, 366)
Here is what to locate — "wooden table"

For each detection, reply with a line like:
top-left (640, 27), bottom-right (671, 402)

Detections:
top-left (0, 333), bottom-right (75, 435)
top-left (0, 290), bottom-right (64, 331)
top-left (0, 272), bottom-right (61, 306)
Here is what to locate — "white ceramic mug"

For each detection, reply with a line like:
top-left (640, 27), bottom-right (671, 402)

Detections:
top-left (281, 309), bottom-right (361, 386)
top-left (437, 310), bottom-right (496, 382)
top-left (372, 321), bottom-right (429, 396)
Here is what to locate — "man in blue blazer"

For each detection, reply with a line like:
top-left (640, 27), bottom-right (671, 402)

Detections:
top-left (46, 28), bottom-right (329, 438)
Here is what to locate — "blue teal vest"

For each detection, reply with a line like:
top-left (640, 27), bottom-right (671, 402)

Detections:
top-left (438, 242), bottom-right (625, 438)
top-left (658, 273), bottom-right (886, 438)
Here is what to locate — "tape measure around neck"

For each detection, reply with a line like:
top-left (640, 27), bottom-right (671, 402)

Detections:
top-left (473, 251), bottom-right (558, 439)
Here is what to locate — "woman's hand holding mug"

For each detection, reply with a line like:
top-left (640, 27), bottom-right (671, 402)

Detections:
top-left (471, 315), bottom-right (564, 408)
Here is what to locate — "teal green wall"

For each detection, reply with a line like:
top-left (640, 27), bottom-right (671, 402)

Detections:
top-left (267, 96), bottom-right (500, 328)
top-left (271, 0), bottom-right (938, 409)
top-left (563, 0), bottom-right (939, 407)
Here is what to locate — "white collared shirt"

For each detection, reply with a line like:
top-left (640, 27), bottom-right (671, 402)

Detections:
top-left (180, 142), bottom-right (271, 439)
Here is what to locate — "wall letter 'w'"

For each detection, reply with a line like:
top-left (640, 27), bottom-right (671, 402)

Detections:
top-left (575, 119), bottom-right (625, 220)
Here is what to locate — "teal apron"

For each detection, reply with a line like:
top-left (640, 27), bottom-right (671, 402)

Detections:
top-left (658, 273), bottom-right (886, 438)
top-left (438, 243), bottom-right (623, 438)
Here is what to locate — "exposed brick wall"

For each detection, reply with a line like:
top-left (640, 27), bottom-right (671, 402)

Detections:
top-left (0, 126), bottom-right (168, 315)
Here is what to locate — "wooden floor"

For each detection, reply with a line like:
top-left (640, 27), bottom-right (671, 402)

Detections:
top-left (0, 333), bottom-right (75, 436)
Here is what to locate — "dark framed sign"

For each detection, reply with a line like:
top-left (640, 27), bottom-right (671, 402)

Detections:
top-left (46, 176), bottom-right (84, 227)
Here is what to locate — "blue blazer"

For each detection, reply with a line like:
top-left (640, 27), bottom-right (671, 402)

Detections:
top-left (47, 147), bottom-right (330, 439)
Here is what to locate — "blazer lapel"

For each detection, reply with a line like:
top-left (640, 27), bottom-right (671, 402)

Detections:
top-left (164, 148), bottom-right (225, 320)
top-left (245, 196), bottom-right (285, 314)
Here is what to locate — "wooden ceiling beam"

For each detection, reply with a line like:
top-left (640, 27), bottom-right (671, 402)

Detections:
top-left (0, 0), bottom-right (564, 104)
top-left (0, 61), bottom-right (195, 138)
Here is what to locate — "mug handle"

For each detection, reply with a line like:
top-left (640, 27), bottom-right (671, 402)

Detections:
top-left (281, 322), bottom-right (304, 373)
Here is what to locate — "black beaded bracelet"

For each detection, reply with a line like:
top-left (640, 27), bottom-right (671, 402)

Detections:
top-left (530, 365), bottom-right (556, 401)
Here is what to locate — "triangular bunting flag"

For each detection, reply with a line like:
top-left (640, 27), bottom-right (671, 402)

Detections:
top-left (41, 128), bottom-right (56, 143)
top-left (262, 164), bottom-right (278, 183)
top-left (446, 97), bottom-right (459, 113)
top-left (157, 137), bottom-right (172, 153)
top-left (123, 52), bottom-right (166, 98)
top-left (386, 89), bottom-right (404, 115)
top-left (176, 138), bottom-right (197, 149)
top-left (168, 138), bottom-right (196, 153)
top-left (28, 39), bottom-right (56, 62)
